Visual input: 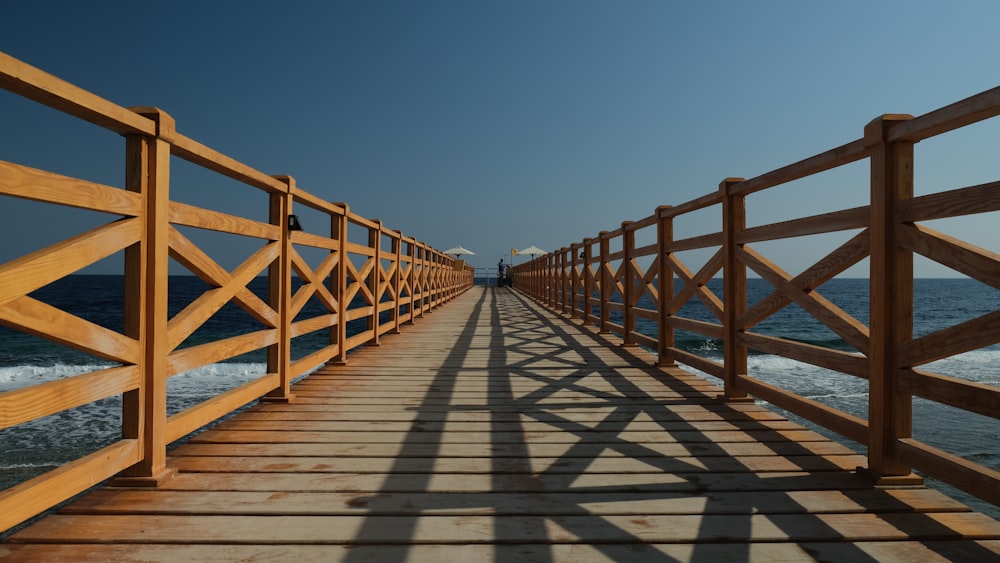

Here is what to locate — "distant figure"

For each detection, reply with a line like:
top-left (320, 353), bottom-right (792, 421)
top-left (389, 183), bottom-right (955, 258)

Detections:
top-left (497, 258), bottom-right (506, 287)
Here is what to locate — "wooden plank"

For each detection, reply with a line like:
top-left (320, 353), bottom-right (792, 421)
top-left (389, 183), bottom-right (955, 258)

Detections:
top-left (188, 428), bottom-right (833, 445)
top-left (738, 206), bottom-right (868, 244)
top-left (170, 133), bottom-right (286, 193)
top-left (898, 180), bottom-right (1000, 222)
top-left (666, 231), bottom-right (723, 253)
top-left (900, 368), bottom-right (1000, 423)
top-left (166, 374), bottom-right (279, 443)
top-left (738, 244), bottom-right (870, 354)
top-left (190, 405), bottom-right (785, 423)
top-left (166, 243), bottom-right (279, 351)
top-left (167, 226), bottom-right (278, 328)
top-left (0, 366), bottom-right (139, 429)
top-left (289, 229), bottom-right (338, 250)
top-left (169, 201), bottom-right (279, 240)
top-left (208, 418), bottom-right (808, 434)
top-left (737, 230), bottom-right (870, 334)
top-left (5, 287), bottom-right (998, 556)
top-left (3, 542), bottom-right (999, 562)
top-left (0, 295), bottom-right (139, 364)
top-left (0, 160), bottom-right (142, 215)
top-left (889, 85), bottom-right (1000, 142)
top-left (62, 487), bottom-right (963, 517)
top-left (289, 249), bottom-right (338, 316)
top-left (666, 251), bottom-right (724, 319)
top-left (290, 186), bottom-right (345, 215)
top-left (0, 218), bottom-right (141, 308)
top-left (170, 439), bottom-right (856, 459)
top-left (168, 453), bottom-right (865, 474)
top-left (135, 469), bottom-right (877, 494)
top-left (289, 314), bottom-right (337, 338)
top-left (896, 438), bottom-right (1000, 508)
top-left (899, 222), bottom-right (1000, 290)
top-left (900, 309), bottom-right (1000, 368)
top-left (736, 375), bottom-right (869, 445)
top-left (0, 440), bottom-right (140, 532)
top-left (739, 331), bottom-right (867, 378)
top-left (0, 51), bottom-right (156, 135)
top-left (733, 138), bottom-right (869, 196)
top-left (13, 511), bottom-right (1000, 544)
top-left (666, 347), bottom-right (725, 378)
top-left (167, 329), bottom-right (277, 376)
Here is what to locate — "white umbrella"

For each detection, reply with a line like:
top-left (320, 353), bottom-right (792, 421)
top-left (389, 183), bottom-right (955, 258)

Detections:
top-left (518, 245), bottom-right (547, 258)
top-left (443, 245), bottom-right (476, 258)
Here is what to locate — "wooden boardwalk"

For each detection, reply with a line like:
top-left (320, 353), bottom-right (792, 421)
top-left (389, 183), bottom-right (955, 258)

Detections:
top-left (3, 286), bottom-right (1000, 561)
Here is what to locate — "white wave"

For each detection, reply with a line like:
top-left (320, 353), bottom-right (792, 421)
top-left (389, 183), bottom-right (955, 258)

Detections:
top-left (0, 462), bottom-right (60, 470)
top-left (0, 362), bottom-right (274, 393)
top-left (680, 349), bottom-right (1000, 395)
top-left (924, 351), bottom-right (1000, 385)
top-left (169, 362), bottom-right (267, 385)
top-left (0, 364), bottom-right (116, 392)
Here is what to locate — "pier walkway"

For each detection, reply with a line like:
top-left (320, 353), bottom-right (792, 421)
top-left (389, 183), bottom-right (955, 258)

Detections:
top-left (4, 286), bottom-right (1000, 561)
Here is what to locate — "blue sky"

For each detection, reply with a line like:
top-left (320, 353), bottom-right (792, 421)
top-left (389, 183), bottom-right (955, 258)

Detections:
top-left (1, 1), bottom-right (998, 277)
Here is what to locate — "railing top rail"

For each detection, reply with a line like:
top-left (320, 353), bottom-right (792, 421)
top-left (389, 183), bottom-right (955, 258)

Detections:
top-left (662, 191), bottom-right (724, 218)
top-left (171, 131), bottom-right (287, 194)
top-left (732, 138), bottom-right (869, 197)
top-left (0, 52), bottom-right (155, 136)
top-left (291, 187), bottom-right (346, 216)
top-left (889, 85), bottom-right (1000, 143)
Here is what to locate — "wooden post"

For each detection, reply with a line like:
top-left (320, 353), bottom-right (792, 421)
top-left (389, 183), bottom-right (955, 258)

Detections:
top-left (865, 114), bottom-right (920, 484)
top-left (117, 107), bottom-right (174, 486)
top-left (417, 243), bottom-right (426, 317)
top-left (427, 249), bottom-right (436, 312)
top-left (559, 248), bottom-right (568, 314)
top-left (403, 240), bottom-right (414, 324)
top-left (657, 206), bottom-right (676, 366)
top-left (598, 231), bottom-right (611, 334)
top-left (537, 256), bottom-right (543, 300)
top-left (332, 203), bottom-right (349, 365)
top-left (538, 255), bottom-right (543, 300)
top-left (263, 176), bottom-right (295, 402)
top-left (390, 232), bottom-right (402, 334)
top-left (721, 178), bottom-right (750, 402)
top-left (368, 221), bottom-right (381, 346)
top-left (541, 254), bottom-right (550, 306)
top-left (550, 252), bottom-right (558, 308)
top-left (563, 248), bottom-right (572, 314)
top-left (621, 221), bottom-right (636, 347)
top-left (569, 243), bottom-right (580, 320)
top-left (529, 257), bottom-right (536, 298)
top-left (583, 238), bottom-right (594, 326)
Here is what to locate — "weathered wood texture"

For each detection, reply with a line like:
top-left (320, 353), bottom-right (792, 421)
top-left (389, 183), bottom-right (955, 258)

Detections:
top-left (4, 288), bottom-right (999, 561)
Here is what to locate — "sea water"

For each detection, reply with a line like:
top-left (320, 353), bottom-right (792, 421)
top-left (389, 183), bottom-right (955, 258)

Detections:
top-left (1, 277), bottom-right (998, 520)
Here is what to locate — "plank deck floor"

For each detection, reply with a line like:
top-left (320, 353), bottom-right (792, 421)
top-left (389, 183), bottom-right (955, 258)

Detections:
top-left (4, 287), bottom-right (1000, 562)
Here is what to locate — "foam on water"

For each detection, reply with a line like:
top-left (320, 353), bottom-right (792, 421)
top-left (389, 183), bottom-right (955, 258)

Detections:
top-left (0, 362), bottom-right (276, 489)
top-left (0, 363), bottom-right (116, 392)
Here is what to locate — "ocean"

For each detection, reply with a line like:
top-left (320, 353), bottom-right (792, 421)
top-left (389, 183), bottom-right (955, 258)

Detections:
top-left (1, 277), bottom-right (998, 521)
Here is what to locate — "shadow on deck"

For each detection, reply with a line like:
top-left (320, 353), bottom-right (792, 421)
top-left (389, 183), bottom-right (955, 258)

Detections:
top-left (3, 287), bottom-right (1000, 561)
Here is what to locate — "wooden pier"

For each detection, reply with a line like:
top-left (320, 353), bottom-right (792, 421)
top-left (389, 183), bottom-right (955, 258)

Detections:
top-left (4, 287), bottom-right (1000, 561)
top-left (3, 51), bottom-right (1000, 561)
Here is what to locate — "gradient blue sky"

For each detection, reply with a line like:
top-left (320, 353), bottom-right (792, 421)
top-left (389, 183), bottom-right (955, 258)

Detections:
top-left (1, 1), bottom-right (998, 277)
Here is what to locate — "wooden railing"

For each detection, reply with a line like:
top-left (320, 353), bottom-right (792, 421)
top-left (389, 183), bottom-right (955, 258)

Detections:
top-left (0, 52), bottom-right (472, 531)
top-left (512, 88), bottom-right (1000, 508)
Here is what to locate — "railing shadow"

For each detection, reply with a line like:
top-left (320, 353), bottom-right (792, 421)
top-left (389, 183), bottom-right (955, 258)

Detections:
top-left (505, 289), bottom-right (999, 561)
top-left (331, 286), bottom-right (999, 560)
